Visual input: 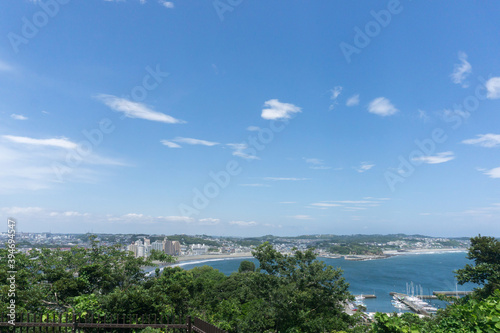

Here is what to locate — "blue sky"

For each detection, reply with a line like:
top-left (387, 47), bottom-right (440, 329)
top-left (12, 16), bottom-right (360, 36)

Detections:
top-left (1, 0), bottom-right (500, 237)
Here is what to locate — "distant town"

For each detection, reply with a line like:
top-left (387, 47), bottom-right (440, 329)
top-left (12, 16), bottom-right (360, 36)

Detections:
top-left (0, 232), bottom-right (470, 260)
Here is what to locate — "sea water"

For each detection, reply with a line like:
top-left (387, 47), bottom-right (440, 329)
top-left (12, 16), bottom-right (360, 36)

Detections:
top-left (169, 251), bottom-right (475, 313)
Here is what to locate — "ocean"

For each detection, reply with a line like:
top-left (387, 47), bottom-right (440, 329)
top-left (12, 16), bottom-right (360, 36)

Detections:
top-left (164, 251), bottom-right (476, 313)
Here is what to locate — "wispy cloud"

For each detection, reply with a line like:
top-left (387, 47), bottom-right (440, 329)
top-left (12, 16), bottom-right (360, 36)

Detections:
top-left (483, 167), bottom-right (500, 179)
top-left (304, 158), bottom-right (331, 170)
top-left (346, 94), bottom-right (360, 107)
top-left (368, 97), bottom-right (398, 116)
top-left (199, 218), bottom-right (220, 225)
top-left (247, 126), bottom-right (260, 131)
top-left (412, 151), bottom-right (455, 164)
top-left (289, 215), bottom-right (313, 220)
top-left (227, 143), bottom-right (259, 160)
top-left (462, 134), bottom-right (500, 148)
top-left (310, 203), bottom-right (341, 208)
top-left (95, 94), bottom-right (185, 124)
top-left (172, 137), bottom-right (219, 146)
top-left (308, 198), bottom-right (389, 211)
top-left (261, 99), bottom-right (301, 120)
top-left (485, 77), bottom-right (500, 99)
top-left (450, 51), bottom-right (472, 87)
top-left (3, 135), bottom-right (78, 149)
top-left (329, 86), bottom-right (342, 110)
top-left (160, 140), bottom-right (181, 148)
top-left (356, 162), bottom-right (374, 173)
top-left (158, 0), bottom-right (174, 8)
top-left (264, 177), bottom-right (310, 181)
top-left (229, 220), bottom-right (257, 226)
top-left (10, 114), bottom-right (28, 120)
top-left (0, 134), bottom-right (125, 192)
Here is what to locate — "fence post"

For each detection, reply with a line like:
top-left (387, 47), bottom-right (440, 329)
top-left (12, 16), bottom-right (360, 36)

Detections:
top-left (187, 315), bottom-right (192, 333)
top-left (72, 313), bottom-right (77, 333)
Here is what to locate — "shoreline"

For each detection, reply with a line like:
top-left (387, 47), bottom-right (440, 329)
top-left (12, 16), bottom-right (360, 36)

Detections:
top-left (151, 252), bottom-right (253, 265)
top-left (150, 248), bottom-right (468, 266)
top-left (383, 248), bottom-right (467, 255)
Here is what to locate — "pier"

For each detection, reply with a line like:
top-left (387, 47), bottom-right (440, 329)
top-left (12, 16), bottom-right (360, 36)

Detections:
top-left (391, 293), bottom-right (430, 316)
top-left (354, 294), bottom-right (376, 299)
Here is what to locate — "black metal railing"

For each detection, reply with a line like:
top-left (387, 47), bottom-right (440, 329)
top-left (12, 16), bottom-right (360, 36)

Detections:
top-left (0, 312), bottom-right (227, 333)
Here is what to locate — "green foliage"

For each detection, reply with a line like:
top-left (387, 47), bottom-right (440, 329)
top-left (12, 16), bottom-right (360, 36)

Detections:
top-left (455, 235), bottom-right (500, 298)
top-left (163, 235), bottom-right (220, 247)
top-left (329, 244), bottom-right (383, 255)
top-left (0, 235), bottom-right (152, 312)
top-left (149, 249), bottom-right (176, 263)
top-left (370, 290), bottom-right (500, 333)
top-left (238, 260), bottom-right (255, 273)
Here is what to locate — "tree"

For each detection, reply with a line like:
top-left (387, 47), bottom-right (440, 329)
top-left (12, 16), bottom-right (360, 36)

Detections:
top-left (455, 235), bottom-right (500, 298)
top-left (237, 260), bottom-right (255, 273)
top-left (251, 242), bottom-right (354, 332)
top-left (149, 249), bottom-right (176, 263)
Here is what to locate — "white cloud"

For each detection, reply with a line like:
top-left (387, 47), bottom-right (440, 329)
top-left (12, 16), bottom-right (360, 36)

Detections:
top-left (173, 137), bottom-right (219, 146)
top-left (0, 134), bottom-right (125, 192)
top-left (485, 77), bottom-right (500, 99)
top-left (462, 134), bottom-right (500, 148)
top-left (346, 94), bottom-right (360, 107)
top-left (261, 99), bottom-right (301, 120)
top-left (227, 143), bottom-right (259, 160)
top-left (289, 215), bottom-right (313, 220)
top-left (160, 140), bottom-right (181, 148)
top-left (3, 135), bottom-right (77, 149)
top-left (356, 162), bottom-right (374, 173)
top-left (247, 126), bottom-right (260, 131)
top-left (412, 151), bottom-right (455, 164)
top-left (157, 215), bottom-right (193, 222)
top-left (10, 114), bottom-right (28, 120)
top-left (229, 220), bottom-right (257, 226)
top-left (310, 203), bottom-right (341, 207)
top-left (264, 177), bottom-right (310, 181)
top-left (450, 51), bottom-right (472, 87)
top-left (95, 94), bottom-right (185, 124)
top-left (329, 86), bottom-right (342, 110)
top-left (1, 206), bottom-right (44, 215)
top-left (483, 167), bottom-right (500, 179)
top-left (304, 158), bottom-right (331, 170)
top-left (199, 218), bottom-right (220, 225)
top-left (368, 97), bottom-right (398, 116)
top-left (158, 0), bottom-right (174, 8)
top-left (330, 86), bottom-right (342, 100)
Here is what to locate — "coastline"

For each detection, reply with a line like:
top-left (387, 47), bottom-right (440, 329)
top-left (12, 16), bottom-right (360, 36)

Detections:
top-left (151, 252), bottom-right (253, 265)
top-left (149, 248), bottom-right (468, 266)
top-left (383, 248), bottom-right (468, 255)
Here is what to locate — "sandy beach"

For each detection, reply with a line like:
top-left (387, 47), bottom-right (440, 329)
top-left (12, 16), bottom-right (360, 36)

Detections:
top-left (151, 252), bottom-right (253, 265)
